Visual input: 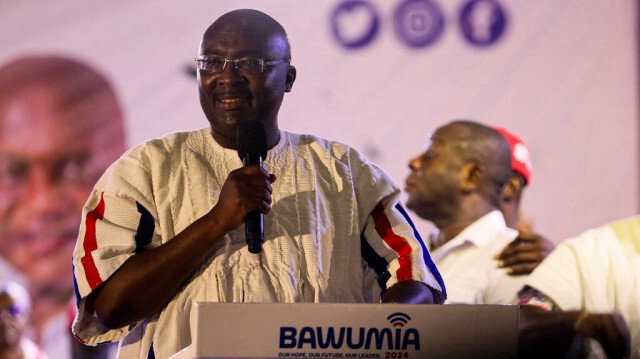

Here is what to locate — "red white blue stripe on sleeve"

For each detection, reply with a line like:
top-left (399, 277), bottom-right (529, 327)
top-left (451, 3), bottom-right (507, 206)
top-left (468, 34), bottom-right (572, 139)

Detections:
top-left (79, 192), bottom-right (106, 291)
top-left (395, 203), bottom-right (446, 297)
top-left (361, 202), bottom-right (446, 298)
top-left (76, 192), bottom-right (156, 294)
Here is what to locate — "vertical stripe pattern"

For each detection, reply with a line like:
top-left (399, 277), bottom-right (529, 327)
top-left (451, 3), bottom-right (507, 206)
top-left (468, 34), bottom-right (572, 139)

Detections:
top-left (395, 204), bottom-right (446, 297)
top-left (371, 203), bottom-right (413, 282)
top-left (72, 263), bottom-right (81, 305)
top-left (80, 192), bottom-right (105, 291)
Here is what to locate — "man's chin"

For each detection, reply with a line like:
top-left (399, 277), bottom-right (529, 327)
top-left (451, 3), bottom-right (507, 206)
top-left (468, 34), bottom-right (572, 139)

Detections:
top-left (215, 107), bottom-right (261, 123)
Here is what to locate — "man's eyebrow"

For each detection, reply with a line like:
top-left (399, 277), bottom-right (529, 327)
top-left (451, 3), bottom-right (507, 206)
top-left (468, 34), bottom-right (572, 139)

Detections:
top-left (199, 50), bottom-right (223, 57)
top-left (430, 137), bottom-right (445, 146)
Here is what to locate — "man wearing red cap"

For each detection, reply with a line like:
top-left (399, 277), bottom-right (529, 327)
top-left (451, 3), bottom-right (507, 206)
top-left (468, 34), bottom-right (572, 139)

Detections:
top-left (491, 126), bottom-right (533, 228)
top-left (405, 120), bottom-right (526, 304)
top-left (491, 126), bottom-right (555, 275)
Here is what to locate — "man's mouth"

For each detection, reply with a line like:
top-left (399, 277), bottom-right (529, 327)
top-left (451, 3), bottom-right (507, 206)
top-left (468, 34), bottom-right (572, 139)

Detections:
top-left (218, 93), bottom-right (251, 109)
top-left (9, 227), bottom-right (77, 257)
top-left (219, 97), bottom-right (245, 105)
top-left (27, 236), bottom-right (70, 256)
top-left (404, 179), bottom-right (414, 193)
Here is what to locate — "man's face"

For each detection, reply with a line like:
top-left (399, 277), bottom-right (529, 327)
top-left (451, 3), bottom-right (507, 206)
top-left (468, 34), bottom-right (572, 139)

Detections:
top-left (197, 23), bottom-right (294, 148)
top-left (404, 127), bottom-right (463, 223)
top-left (0, 88), bottom-right (122, 295)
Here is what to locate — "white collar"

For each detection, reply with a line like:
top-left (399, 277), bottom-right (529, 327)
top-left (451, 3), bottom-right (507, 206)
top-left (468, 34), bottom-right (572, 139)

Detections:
top-left (441, 210), bottom-right (515, 250)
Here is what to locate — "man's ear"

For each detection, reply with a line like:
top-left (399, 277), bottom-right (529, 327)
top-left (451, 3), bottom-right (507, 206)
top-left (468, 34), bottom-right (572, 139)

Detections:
top-left (460, 162), bottom-right (482, 193)
top-left (285, 65), bottom-right (296, 92)
top-left (501, 175), bottom-right (523, 203)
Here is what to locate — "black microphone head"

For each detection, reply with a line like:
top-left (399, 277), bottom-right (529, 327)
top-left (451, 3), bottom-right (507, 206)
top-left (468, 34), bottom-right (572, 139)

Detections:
top-left (236, 120), bottom-right (268, 160)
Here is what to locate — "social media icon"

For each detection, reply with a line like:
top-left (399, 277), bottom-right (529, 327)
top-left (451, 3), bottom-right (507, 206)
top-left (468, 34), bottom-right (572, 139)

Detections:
top-left (331, 0), bottom-right (381, 48)
top-left (459, 0), bottom-right (507, 46)
top-left (394, 0), bottom-right (445, 48)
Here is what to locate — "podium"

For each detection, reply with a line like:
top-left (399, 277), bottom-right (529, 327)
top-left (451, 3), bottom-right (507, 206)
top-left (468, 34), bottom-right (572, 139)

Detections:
top-left (170, 302), bottom-right (519, 359)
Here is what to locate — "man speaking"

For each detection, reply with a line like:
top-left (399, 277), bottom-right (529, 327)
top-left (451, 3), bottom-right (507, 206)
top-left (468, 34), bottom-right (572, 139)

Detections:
top-left (71, 9), bottom-right (445, 358)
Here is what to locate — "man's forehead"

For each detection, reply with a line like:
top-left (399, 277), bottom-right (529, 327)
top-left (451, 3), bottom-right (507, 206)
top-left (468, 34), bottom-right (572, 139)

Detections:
top-left (0, 91), bottom-right (124, 158)
top-left (201, 31), bottom-right (286, 57)
top-left (0, 89), bottom-right (113, 132)
top-left (209, 10), bottom-right (279, 33)
top-left (423, 129), bottom-right (446, 149)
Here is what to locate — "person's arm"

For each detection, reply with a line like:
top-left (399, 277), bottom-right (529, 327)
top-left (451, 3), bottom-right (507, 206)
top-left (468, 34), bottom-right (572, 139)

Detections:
top-left (86, 165), bottom-right (276, 329)
top-left (571, 310), bottom-right (630, 359)
top-left (494, 231), bottom-right (555, 275)
top-left (519, 305), bottom-right (630, 359)
top-left (360, 198), bottom-right (445, 305)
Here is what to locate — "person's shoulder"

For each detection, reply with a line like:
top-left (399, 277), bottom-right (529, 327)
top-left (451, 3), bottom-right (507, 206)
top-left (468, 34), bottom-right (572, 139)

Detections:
top-left (608, 215), bottom-right (640, 237)
top-left (100, 129), bottom-right (205, 181)
top-left (556, 218), bottom-right (633, 259)
top-left (124, 128), bottom-right (206, 159)
top-left (286, 131), bottom-right (350, 148)
top-left (284, 131), bottom-right (363, 160)
top-left (135, 128), bottom-right (203, 151)
top-left (282, 131), bottom-right (395, 186)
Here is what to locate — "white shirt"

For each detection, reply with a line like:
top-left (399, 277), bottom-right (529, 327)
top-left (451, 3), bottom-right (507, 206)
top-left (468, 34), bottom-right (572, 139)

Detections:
top-left (525, 215), bottom-right (640, 358)
top-left (432, 210), bottom-right (525, 304)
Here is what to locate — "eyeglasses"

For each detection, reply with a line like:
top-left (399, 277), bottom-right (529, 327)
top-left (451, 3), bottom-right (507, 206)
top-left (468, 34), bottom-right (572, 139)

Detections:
top-left (195, 56), bottom-right (290, 74)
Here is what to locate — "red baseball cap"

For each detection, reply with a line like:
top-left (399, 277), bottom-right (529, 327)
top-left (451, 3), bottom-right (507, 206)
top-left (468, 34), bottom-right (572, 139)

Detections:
top-left (492, 126), bottom-right (532, 185)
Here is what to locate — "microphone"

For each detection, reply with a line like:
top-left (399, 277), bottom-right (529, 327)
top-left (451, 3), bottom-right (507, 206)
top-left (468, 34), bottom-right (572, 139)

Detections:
top-left (236, 120), bottom-right (268, 254)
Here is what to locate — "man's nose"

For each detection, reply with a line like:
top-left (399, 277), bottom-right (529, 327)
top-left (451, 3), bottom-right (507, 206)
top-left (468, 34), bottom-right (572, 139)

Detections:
top-left (218, 60), bottom-right (245, 84)
top-left (23, 166), bottom-right (64, 212)
top-left (408, 157), bottom-right (421, 171)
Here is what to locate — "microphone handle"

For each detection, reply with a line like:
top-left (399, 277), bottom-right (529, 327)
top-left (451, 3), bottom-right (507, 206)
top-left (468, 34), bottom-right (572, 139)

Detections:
top-left (243, 154), bottom-right (264, 253)
top-left (245, 211), bottom-right (264, 253)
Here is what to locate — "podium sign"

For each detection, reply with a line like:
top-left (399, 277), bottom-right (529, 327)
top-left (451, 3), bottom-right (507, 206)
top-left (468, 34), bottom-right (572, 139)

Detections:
top-left (170, 302), bottom-right (518, 359)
